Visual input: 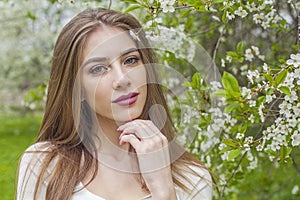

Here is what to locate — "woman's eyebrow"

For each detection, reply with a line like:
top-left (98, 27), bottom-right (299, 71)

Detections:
top-left (81, 57), bottom-right (107, 68)
top-left (120, 48), bottom-right (139, 56)
top-left (81, 48), bottom-right (139, 68)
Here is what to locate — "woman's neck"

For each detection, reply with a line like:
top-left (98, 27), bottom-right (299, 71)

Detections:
top-left (96, 116), bottom-right (130, 159)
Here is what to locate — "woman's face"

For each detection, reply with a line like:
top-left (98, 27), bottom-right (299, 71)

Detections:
top-left (81, 26), bottom-right (147, 123)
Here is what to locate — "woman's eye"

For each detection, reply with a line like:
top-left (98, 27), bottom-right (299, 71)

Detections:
top-left (89, 65), bottom-right (109, 74)
top-left (124, 56), bottom-right (139, 65)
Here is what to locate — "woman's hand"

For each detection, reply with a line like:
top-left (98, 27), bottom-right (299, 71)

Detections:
top-left (118, 119), bottom-right (177, 200)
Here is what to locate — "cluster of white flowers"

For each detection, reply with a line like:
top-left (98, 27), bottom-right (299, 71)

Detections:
top-left (56, 0), bottom-right (102, 9)
top-left (146, 24), bottom-right (195, 62)
top-left (234, 6), bottom-right (248, 18)
top-left (243, 47), bottom-right (262, 64)
top-left (247, 151), bottom-right (258, 170)
top-left (260, 53), bottom-right (300, 154)
top-left (251, 5), bottom-right (281, 29)
top-left (159, 0), bottom-right (175, 13)
top-left (246, 69), bottom-right (260, 84)
top-left (224, 1), bottom-right (282, 30)
top-left (210, 81), bottom-right (222, 91)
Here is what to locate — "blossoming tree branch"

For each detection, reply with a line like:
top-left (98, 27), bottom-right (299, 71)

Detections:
top-left (6, 0), bottom-right (299, 199)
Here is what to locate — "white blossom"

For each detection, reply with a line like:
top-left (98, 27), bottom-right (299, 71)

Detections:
top-left (264, 0), bottom-right (274, 5)
top-left (241, 87), bottom-right (252, 99)
top-left (245, 48), bottom-right (254, 62)
top-left (292, 185), bottom-right (299, 195)
top-left (246, 2), bottom-right (258, 12)
top-left (236, 132), bottom-right (244, 139)
top-left (221, 58), bottom-right (226, 68)
top-left (284, 91), bottom-right (298, 103)
top-left (210, 81), bottom-right (222, 91)
top-left (234, 6), bottom-right (248, 18)
top-left (226, 55), bottom-right (232, 63)
top-left (291, 131), bottom-right (300, 146)
top-left (262, 63), bottom-right (269, 72)
top-left (249, 114), bottom-right (255, 123)
top-left (244, 143), bottom-right (250, 151)
top-left (249, 100), bottom-right (256, 107)
top-left (248, 157), bottom-right (258, 170)
top-left (247, 70), bottom-right (260, 84)
top-left (266, 94), bottom-right (276, 103)
top-left (261, 20), bottom-right (270, 29)
top-left (226, 11), bottom-right (235, 20)
top-left (160, 0), bottom-right (175, 13)
top-left (256, 143), bottom-right (264, 151)
top-left (258, 104), bottom-right (265, 122)
top-left (245, 136), bottom-right (253, 144)
top-left (253, 13), bottom-right (264, 24)
top-left (286, 53), bottom-right (300, 67)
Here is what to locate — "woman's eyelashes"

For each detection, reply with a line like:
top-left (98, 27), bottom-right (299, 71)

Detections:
top-left (89, 65), bottom-right (110, 75)
top-left (123, 56), bottom-right (140, 66)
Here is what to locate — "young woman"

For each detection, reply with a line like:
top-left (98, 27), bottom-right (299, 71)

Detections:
top-left (17, 8), bottom-right (212, 200)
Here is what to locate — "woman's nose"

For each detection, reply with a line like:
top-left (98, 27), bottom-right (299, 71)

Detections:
top-left (112, 63), bottom-right (131, 90)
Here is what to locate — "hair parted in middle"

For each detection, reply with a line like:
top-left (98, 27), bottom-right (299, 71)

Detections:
top-left (31, 8), bottom-right (209, 200)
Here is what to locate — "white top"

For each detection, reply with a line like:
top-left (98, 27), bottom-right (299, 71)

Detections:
top-left (17, 142), bottom-right (212, 200)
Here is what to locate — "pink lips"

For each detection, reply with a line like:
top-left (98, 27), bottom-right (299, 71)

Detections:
top-left (112, 92), bottom-right (139, 106)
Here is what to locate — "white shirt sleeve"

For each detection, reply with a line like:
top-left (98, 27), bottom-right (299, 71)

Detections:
top-left (17, 142), bottom-right (54, 200)
top-left (175, 165), bottom-right (213, 200)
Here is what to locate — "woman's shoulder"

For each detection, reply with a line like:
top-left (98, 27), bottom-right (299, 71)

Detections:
top-left (19, 141), bottom-right (57, 174)
top-left (24, 141), bottom-right (54, 152)
top-left (17, 142), bottom-right (57, 199)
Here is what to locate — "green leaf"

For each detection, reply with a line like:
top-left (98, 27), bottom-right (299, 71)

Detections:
top-left (275, 69), bottom-right (287, 86)
top-left (226, 90), bottom-right (241, 99)
top-left (278, 86), bottom-right (291, 96)
top-left (26, 11), bottom-right (36, 20)
top-left (182, 81), bottom-right (191, 87)
top-left (180, 9), bottom-right (191, 18)
top-left (222, 138), bottom-right (238, 148)
top-left (228, 149), bottom-right (242, 161)
top-left (224, 102), bottom-right (240, 113)
top-left (222, 72), bottom-right (239, 92)
top-left (266, 149), bottom-right (278, 157)
top-left (280, 146), bottom-right (292, 160)
top-left (212, 89), bottom-right (226, 97)
top-left (123, 5), bottom-right (141, 13)
top-left (237, 42), bottom-right (244, 54)
top-left (194, 5), bottom-right (206, 12)
top-left (213, 0), bottom-right (226, 4)
top-left (121, 0), bottom-right (139, 4)
top-left (222, 11), bottom-right (226, 23)
top-left (227, 51), bottom-right (238, 57)
top-left (266, 88), bottom-right (274, 95)
top-left (219, 146), bottom-right (233, 154)
top-left (191, 72), bottom-right (201, 88)
top-left (263, 73), bottom-right (273, 83)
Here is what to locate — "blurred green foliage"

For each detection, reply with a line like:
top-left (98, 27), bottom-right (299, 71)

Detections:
top-left (0, 114), bottom-right (41, 200)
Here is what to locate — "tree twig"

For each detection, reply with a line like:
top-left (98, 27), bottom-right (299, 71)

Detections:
top-left (220, 152), bottom-right (247, 198)
top-left (291, 153), bottom-right (300, 173)
top-left (108, 0), bottom-right (112, 10)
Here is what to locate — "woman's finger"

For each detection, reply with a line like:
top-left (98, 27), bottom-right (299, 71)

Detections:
top-left (119, 134), bottom-right (142, 148)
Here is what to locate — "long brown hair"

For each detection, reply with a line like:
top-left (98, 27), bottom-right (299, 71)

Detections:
top-left (18, 8), bottom-right (211, 200)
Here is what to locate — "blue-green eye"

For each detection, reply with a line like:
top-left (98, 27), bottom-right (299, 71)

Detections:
top-left (89, 65), bottom-right (110, 74)
top-left (124, 56), bottom-right (139, 65)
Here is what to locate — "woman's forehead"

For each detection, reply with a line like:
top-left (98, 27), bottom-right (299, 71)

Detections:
top-left (83, 26), bottom-right (137, 62)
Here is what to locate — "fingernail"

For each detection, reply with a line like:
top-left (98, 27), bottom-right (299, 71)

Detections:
top-left (117, 125), bottom-right (123, 131)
